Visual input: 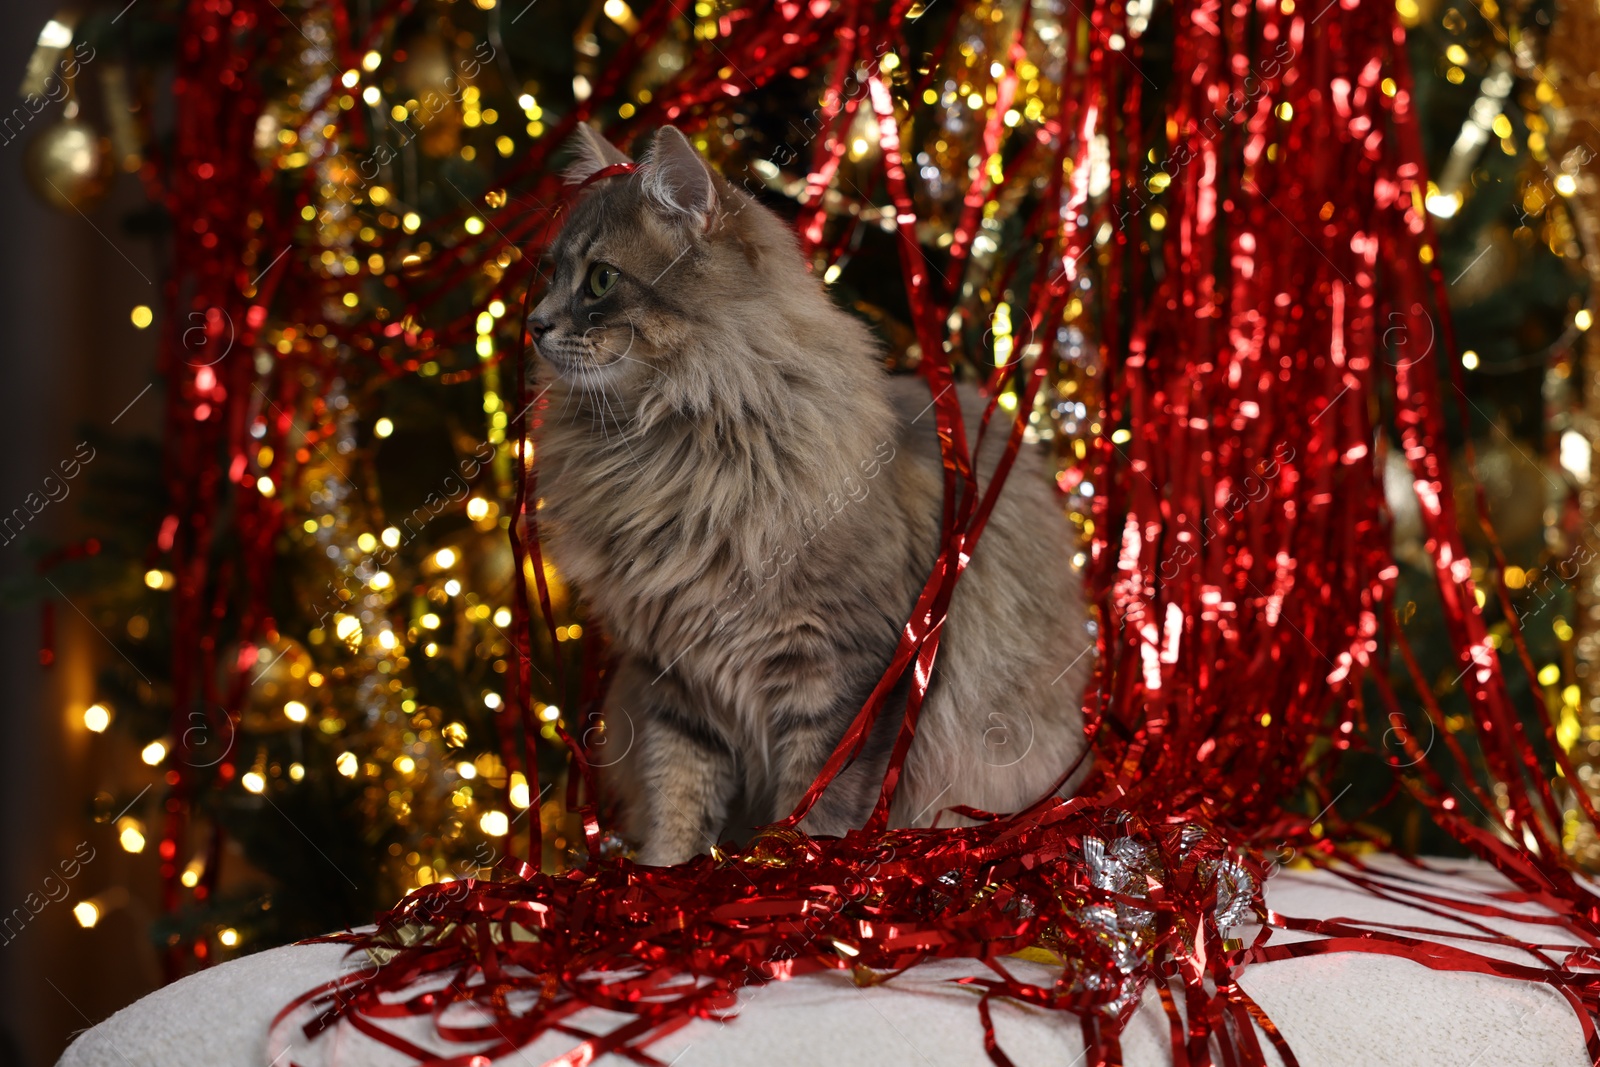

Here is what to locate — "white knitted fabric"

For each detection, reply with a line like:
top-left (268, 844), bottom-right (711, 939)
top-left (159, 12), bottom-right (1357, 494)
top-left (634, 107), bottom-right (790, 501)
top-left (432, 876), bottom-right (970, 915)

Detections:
top-left (57, 857), bottom-right (1589, 1067)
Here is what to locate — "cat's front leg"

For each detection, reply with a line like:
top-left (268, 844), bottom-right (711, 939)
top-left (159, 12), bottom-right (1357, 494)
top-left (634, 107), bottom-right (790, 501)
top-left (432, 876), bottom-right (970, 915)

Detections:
top-left (631, 699), bottom-right (740, 867)
top-left (773, 712), bottom-right (882, 839)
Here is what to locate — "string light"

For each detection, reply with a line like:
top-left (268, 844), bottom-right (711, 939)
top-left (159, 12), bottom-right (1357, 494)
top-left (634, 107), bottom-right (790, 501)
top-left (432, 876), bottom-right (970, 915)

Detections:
top-left (83, 704), bottom-right (111, 732)
top-left (1425, 190), bottom-right (1461, 218)
top-left (117, 818), bottom-right (145, 853)
top-left (180, 859), bottom-right (204, 888)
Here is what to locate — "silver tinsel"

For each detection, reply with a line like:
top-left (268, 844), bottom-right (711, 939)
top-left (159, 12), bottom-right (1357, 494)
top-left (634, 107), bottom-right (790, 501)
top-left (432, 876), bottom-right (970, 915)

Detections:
top-left (1072, 824), bottom-right (1259, 1016)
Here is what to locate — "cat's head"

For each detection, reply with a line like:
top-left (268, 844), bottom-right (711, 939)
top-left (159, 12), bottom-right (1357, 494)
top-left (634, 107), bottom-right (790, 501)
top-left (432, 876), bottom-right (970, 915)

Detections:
top-left (529, 124), bottom-right (813, 392)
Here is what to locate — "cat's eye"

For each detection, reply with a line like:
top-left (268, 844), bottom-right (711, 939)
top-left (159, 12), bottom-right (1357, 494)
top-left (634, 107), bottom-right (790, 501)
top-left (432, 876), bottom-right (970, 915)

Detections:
top-left (587, 263), bottom-right (620, 298)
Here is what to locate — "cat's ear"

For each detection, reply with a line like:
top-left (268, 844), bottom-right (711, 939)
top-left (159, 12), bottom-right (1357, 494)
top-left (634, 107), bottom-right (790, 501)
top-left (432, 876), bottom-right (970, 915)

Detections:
top-left (641, 126), bottom-right (717, 231)
top-left (562, 123), bottom-right (632, 186)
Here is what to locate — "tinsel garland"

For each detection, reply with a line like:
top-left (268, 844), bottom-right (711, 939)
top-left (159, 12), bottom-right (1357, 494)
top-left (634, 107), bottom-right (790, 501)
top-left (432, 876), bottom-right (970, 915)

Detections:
top-left (278, 812), bottom-right (1268, 1065)
top-left (146, 0), bottom-right (1600, 1062)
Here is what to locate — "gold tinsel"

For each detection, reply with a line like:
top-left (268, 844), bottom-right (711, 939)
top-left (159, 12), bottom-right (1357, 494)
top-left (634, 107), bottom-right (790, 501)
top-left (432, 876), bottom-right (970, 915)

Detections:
top-left (1547, 0), bottom-right (1600, 867)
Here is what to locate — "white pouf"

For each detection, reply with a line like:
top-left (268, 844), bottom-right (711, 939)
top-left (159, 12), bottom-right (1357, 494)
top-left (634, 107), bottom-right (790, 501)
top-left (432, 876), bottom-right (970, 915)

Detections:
top-left (58, 857), bottom-right (1590, 1067)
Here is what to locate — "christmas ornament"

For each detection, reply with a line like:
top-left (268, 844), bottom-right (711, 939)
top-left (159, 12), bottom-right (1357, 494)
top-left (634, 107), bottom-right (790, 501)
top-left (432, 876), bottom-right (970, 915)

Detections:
top-left (25, 113), bottom-right (113, 212)
top-left (393, 31), bottom-right (467, 161)
top-left (1452, 430), bottom-right (1549, 549)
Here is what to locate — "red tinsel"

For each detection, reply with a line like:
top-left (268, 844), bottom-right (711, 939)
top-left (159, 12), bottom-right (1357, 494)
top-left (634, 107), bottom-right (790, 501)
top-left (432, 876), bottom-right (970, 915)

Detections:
top-left (146, 0), bottom-right (1600, 1062)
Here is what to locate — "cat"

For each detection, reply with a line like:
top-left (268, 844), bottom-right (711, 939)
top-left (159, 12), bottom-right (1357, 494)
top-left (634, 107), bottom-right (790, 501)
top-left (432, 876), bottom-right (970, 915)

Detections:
top-left (527, 123), bottom-right (1094, 866)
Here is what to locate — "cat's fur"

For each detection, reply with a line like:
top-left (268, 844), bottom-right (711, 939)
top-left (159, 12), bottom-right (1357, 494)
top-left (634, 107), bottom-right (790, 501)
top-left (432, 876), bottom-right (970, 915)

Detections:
top-left (528, 124), bottom-right (1093, 866)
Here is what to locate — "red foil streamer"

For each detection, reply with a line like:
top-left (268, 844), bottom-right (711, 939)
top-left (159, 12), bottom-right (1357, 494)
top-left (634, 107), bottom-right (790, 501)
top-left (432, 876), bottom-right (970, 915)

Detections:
top-left (135, 0), bottom-right (1600, 1060)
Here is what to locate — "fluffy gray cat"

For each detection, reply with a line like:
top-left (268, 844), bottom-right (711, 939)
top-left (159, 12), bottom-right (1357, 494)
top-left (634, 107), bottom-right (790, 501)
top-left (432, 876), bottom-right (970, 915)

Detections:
top-left (528, 124), bottom-right (1093, 866)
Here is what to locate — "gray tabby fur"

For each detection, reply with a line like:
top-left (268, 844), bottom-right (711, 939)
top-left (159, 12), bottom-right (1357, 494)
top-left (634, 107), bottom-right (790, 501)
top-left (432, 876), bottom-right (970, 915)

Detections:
top-left (528, 125), bottom-right (1093, 866)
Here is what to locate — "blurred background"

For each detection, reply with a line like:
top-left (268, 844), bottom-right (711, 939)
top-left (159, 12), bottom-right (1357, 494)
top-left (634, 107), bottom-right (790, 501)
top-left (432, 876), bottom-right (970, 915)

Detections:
top-left (0, 0), bottom-right (1596, 1063)
top-left (0, 0), bottom-right (163, 1062)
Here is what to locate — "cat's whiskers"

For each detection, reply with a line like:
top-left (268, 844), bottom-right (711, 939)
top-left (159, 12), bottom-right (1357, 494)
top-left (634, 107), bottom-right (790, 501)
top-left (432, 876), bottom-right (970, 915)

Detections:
top-left (578, 372), bottom-right (614, 449)
top-left (592, 370), bottom-right (649, 460)
top-left (540, 345), bottom-right (638, 468)
top-left (590, 365), bottom-right (649, 474)
top-left (571, 355), bottom-right (651, 477)
top-left (546, 339), bottom-right (617, 431)
top-left (549, 359), bottom-right (580, 423)
top-left (579, 324), bottom-right (651, 466)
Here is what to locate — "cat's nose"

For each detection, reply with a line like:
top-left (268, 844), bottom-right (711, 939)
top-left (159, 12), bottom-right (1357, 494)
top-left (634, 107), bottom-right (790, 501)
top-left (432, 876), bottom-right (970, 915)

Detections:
top-left (527, 314), bottom-right (554, 340)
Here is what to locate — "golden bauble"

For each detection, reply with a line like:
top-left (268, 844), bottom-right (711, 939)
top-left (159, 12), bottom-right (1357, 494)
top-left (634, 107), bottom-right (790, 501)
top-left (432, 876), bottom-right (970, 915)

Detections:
top-left (227, 635), bottom-right (317, 731)
top-left (25, 118), bottom-right (113, 212)
top-left (394, 34), bottom-right (463, 159)
top-left (1447, 226), bottom-right (1518, 307)
top-left (1452, 432), bottom-right (1551, 553)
